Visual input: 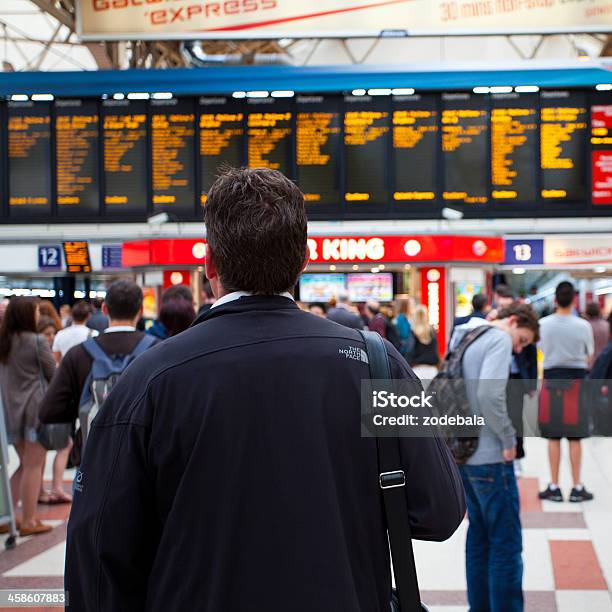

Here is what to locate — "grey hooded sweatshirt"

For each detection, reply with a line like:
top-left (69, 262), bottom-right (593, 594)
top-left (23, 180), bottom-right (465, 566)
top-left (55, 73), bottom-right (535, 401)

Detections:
top-left (449, 317), bottom-right (516, 465)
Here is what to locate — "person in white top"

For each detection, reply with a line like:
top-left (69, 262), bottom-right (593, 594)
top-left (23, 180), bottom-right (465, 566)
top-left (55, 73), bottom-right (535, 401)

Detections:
top-left (538, 281), bottom-right (595, 504)
top-left (52, 301), bottom-right (97, 363)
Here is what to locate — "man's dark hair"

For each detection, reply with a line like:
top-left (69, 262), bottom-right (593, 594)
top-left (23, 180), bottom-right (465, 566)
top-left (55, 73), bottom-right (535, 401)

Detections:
top-left (494, 284), bottom-right (514, 299)
top-left (162, 284), bottom-right (193, 304)
top-left (472, 293), bottom-right (488, 313)
top-left (203, 167), bottom-right (307, 294)
top-left (497, 303), bottom-right (540, 342)
top-left (71, 300), bottom-right (92, 324)
top-left (555, 281), bottom-right (575, 308)
top-left (104, 279), bottom-right (143, 321)
top-left (585, 302), bottom-right (601, 318)
top-left (91, 297), bottom-right (104, 310)
top-left (308, 302), bottom-right (326, 313)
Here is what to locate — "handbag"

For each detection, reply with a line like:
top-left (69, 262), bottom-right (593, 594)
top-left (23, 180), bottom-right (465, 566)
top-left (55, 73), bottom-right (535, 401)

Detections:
top-left (34, 334), bottom-right (72, 451)
top-left (358, 330), bottom-right (429, 612)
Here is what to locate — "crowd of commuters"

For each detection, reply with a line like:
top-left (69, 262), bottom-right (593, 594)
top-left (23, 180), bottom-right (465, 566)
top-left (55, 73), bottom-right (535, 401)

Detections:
top-left (0, 168), bottom-right (609, 611)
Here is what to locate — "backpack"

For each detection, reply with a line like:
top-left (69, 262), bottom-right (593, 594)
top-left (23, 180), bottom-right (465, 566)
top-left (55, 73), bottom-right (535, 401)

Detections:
top-left (428, 325), bottom-right (493, 464)
top-left (587, 343), bottom-right (612, 436)
top-left (69, 334), bottom-right (156, 466)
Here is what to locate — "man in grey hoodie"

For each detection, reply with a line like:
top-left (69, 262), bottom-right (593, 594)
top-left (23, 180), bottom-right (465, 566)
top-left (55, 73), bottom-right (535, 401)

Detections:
top-left (450, 303), bottom-right (539, 612)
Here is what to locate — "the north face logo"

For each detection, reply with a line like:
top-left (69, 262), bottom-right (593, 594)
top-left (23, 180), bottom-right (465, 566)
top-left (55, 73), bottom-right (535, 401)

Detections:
top-left (339, 346), bottom-right (369, 363)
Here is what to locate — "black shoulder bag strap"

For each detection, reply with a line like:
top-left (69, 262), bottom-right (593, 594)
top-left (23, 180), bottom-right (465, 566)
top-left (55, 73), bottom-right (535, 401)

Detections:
top-left (358, 330), bottom-right (422, 612)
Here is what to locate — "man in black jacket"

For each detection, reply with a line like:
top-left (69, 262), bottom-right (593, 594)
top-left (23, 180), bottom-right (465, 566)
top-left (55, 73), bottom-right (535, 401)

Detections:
top-left (66, 168), bottom-right (465, 612)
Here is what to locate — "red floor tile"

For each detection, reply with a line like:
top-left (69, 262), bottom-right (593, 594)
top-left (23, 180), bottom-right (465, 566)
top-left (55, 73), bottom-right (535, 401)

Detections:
top-left (550, 540), bottom-right (608, 590)
top-left (518, 477), bottom-right (542, 512)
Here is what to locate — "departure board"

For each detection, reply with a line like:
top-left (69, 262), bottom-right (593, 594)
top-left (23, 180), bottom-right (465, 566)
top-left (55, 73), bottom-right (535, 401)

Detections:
top-left (102, 99), bottom-right (148, 214)
top-left (442, 93), bottom-right (488, 204)
top-left (392, 94), bottom-right (438, 203)
top-left (591, 93), bottom-right (612, 205)
top-left (151, 98), bottom-right (196, 214)
top-left (247, 98), bottom-right (292, 175)
top-left (540, 91), bottom-right (588, 202)
top-left (344, 96), bottom-right (389, 205)
top-left (199, 97), bottom-right (244, 205)
top-left (63, 241), bottom-right (91, 273)
top-left (296, 95), bottom-right (341, 206)
top-left (55, 99), bottom-right (99, 216)
top-left (490, 93), bottom-right (537, 203)
top-left (8, 101), bottom-right (52, 217)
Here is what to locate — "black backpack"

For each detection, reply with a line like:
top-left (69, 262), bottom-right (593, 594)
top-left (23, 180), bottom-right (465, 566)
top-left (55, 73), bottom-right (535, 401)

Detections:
top-left (428, 325), bottom-right (493, 463)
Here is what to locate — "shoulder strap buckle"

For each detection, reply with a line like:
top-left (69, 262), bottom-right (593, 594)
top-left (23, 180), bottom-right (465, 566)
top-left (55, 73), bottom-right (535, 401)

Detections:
top-left (380, 470), bottom-right (406, 489)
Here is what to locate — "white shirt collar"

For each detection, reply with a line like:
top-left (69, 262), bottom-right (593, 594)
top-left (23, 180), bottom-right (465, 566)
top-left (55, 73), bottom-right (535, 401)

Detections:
top-left (104, 325), bottom-right (136, 333)
top-left (210, 291), bottom-right (294, 310)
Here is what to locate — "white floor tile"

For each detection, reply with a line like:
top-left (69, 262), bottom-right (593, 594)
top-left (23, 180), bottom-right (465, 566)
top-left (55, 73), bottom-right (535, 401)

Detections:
top-left (4, 541), bottom-right (66, 577)
top-left (555, 590), bottom-right (612, 612)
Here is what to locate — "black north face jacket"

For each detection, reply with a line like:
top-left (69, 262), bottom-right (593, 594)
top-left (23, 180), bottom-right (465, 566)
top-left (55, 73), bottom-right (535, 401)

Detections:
top-left (66, 295), bottom-right (465, 611)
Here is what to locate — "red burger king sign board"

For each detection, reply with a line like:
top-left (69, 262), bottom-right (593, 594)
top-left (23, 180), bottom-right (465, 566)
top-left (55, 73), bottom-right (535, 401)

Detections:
top-left (122, 235), bottom-right (503, 267)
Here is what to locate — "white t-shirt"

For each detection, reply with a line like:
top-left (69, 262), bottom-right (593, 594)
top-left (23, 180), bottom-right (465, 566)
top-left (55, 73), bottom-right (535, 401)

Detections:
top-left (52, 324), bottom-right (98, 358)
top-left (539, 313), bottom-right (594, 370)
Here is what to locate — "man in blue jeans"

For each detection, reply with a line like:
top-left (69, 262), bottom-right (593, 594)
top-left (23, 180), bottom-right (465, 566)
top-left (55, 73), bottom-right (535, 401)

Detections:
top-left (450, 303), bottom-right (540, 611)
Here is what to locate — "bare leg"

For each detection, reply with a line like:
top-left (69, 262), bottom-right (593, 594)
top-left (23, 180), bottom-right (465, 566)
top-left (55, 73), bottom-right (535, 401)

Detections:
top-left (20, 441), bottom-right (47, 528)
top-left (548, 439), bottom-right (561, 485)
top-left (569, 440), bottom-right (582, 486)
top-left (10, 442), bottom-right (24, 513)
top-left (51, 440), bottom-right (72, 501)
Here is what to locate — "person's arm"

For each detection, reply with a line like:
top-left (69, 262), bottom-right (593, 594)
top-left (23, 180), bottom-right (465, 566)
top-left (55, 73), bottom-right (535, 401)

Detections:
top-left (389, 348), bottom-right (466, 541)
top-left (36, 335), bottom-right (56, 382)
top-left (65, 366), bottom-right (158, 610)
top-left (585, 323), bottom-right (595, 360)
top-left (39, 346), bottom-right (84, 424)
top-left (476, 335), bottom-right (515, 451)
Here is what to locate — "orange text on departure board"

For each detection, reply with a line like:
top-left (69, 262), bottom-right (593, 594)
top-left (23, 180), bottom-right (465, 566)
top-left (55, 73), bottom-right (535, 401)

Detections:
top-left (247, 112), bottom-right (291, 170)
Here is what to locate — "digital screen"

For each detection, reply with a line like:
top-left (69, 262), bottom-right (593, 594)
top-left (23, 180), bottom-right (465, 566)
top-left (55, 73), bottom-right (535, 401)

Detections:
top-left (102, 99), bottom-right (148, 214)
top-left (63, 241), bottom-right (91, 273)
top-left (591, 95), bottom-right (612, 205)
top-left (296, 95), bottom-right (341, 206)
top-left (299, 273), bottom-right (346, 302)
top-left (392, 94), bottom-right (438, 204)
top-left (199, 96), bottom-right (244, 205)
top-left (344, 95), bottom-right (389, 205)
top-left (347, 273), bottom-right (393, 302)
top-left (490, 93), bottom-right (537, 203)
top-left (247, 98), bottom-right (292, 175)
top-left (540, 90), bottom-right (588, 202)
top-left (441, 93), bottom-right (488, 204)
top-left (151, 98), bottom-right (196, 215)
top-left (55, 99), bottom-right (99, 216)
top-left (8, 101), bottom-right (52, 217)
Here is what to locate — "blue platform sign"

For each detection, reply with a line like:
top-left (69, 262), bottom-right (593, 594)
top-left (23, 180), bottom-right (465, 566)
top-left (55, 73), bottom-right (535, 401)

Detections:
top-left (504, 239), bottom-right (544, 266)
top-left (102, 245), bottom-right (123, 269)
top-left (38, 246), bottom-right (62, 271)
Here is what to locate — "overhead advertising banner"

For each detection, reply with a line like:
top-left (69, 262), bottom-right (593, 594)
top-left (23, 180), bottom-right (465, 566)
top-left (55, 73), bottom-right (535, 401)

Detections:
top-left (544, 234), bottom-right (612, 266)
top-left (77, 0), bottom-right (612, 40)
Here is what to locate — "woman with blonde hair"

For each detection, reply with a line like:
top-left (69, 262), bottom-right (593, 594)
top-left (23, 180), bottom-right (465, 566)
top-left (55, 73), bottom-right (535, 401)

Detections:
top-left (408, 304), bottom-right (439, 387)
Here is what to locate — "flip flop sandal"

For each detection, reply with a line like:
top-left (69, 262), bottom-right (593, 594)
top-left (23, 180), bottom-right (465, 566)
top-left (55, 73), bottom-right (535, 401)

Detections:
top-left (19, 521), bottom-right (53, 537)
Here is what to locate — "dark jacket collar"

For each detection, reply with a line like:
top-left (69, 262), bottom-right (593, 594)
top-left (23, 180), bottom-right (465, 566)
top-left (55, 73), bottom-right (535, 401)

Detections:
top-left (191, 295), bottom-right (298, 327)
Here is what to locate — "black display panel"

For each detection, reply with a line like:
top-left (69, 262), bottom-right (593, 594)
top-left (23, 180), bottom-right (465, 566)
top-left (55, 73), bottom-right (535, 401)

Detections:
top-left (490, 93), bottom-right (538, 204)
top-left (199, 96), bottom-right (244, 205)
top-left (540, 90), bottom-right (588, 202)
top-left (295, 95), bottom-right (341, 207)
top-left (392, 93), bottom-right (438, 205)
top-left (151, 98), bottom-right (196, 215)
top-left (344, 95), bottom-right (389, 206)
top-left (55, 99), bottom-right (99, 216)
top-left (8, 101), bottom-right (52, 217)
top-left (247, 97), bottom-right (292, 175)
top-left (441, 93), bottom-right (488, 204)
top-left (102, 99), bottom-right (148, 215)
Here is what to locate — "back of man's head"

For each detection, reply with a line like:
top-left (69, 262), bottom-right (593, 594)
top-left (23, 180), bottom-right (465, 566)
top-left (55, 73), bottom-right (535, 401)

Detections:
top-left (104, 279), bottom-right (143, 322)
top-left (337, 292), bottom-right (350, 305)
top-left (555, 281), bottom-right (575, 309)
top-left (71, 300), bottom-right (92, 324)
top-left (366, 300), bottom-right (380, 315)
top-left (203, 167), bottom-right (307, 294)
top-left (585, 302), bottom-right (601, 319)
top-left (472, 293), bottom-right (488, 313)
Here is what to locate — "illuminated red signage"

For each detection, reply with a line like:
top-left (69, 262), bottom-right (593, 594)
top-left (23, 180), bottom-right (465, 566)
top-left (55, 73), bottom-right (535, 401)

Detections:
top-left (123, 235), bottom-right (503, 267)
top-left (420, 266), bottom-right (447, 356)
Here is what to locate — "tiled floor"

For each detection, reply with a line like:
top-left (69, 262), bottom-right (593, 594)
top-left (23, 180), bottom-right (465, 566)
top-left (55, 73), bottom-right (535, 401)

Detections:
top-left (0, 437), bottom-right (610, 610)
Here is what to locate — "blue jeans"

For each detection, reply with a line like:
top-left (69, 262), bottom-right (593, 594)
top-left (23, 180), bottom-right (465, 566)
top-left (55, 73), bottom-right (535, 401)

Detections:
top-left (459, 463), bottom-right (523, 612)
